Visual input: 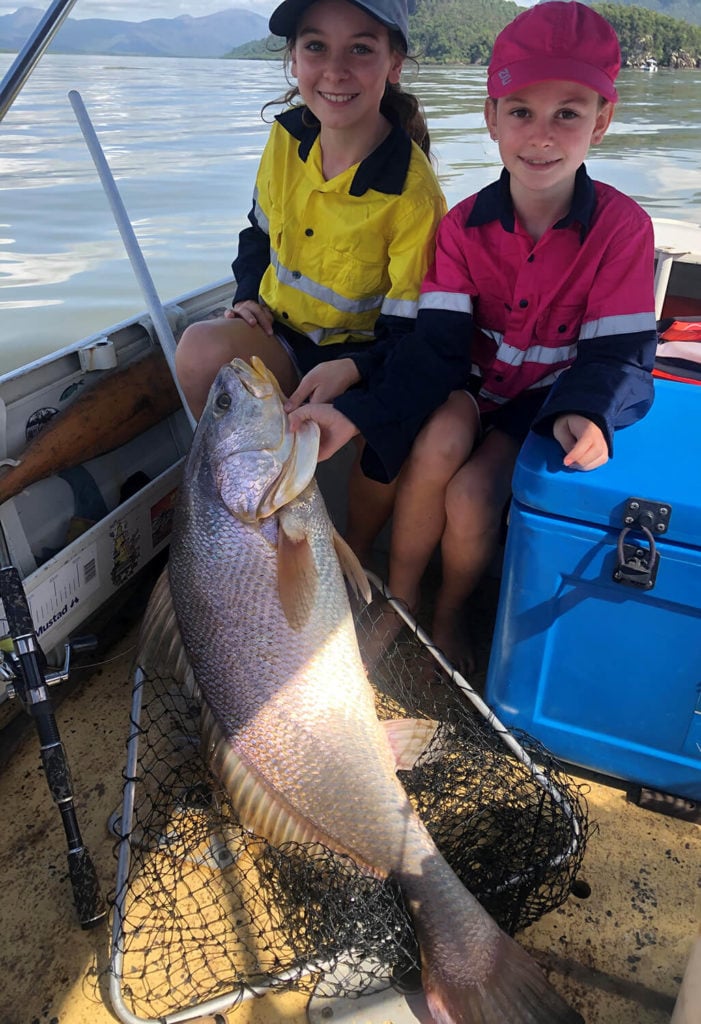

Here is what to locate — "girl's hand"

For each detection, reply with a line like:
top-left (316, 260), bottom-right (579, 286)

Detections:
top-left (226, 300), bottom-right (274, 335)
top-left (285, 358), bottom-right (361, 411)
top-left (287, 403), bottom-right (359, 462)
top-left (553, 414), bottom-right (609, 471)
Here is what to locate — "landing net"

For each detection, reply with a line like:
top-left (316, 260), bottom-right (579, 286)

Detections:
top-left (109, 573), bottom-right (589, 1024)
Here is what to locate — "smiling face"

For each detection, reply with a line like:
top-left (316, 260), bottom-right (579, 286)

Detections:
top-left (485, 79), bottom-right (614, 207)
top-left (290, 0), bottom-right (404, 138)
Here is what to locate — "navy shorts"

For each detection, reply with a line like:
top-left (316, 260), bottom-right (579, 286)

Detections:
top-left (274, 322), bottom-right (375, 380)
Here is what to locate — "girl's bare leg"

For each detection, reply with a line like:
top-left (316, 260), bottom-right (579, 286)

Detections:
top-left (345, 439), bottom-right (397, 567)
top-left (432, 429), bottom-right (521, 669)
top-left (175, 317), bottom-right (298, 419)
top-left (388, 391), bottom-right (480, 613)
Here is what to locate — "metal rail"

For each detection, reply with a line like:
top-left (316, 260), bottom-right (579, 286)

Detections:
top-left (0, 0), bottom-right (79, 122)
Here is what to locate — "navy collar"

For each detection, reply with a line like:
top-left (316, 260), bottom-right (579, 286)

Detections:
top-left (466, 165), bottom-right (596, 240)
top-left (275, 104), bottom-right (412, 197)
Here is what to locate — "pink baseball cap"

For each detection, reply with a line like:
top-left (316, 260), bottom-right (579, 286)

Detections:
top-left (487, 1), bottom-right (620, 103)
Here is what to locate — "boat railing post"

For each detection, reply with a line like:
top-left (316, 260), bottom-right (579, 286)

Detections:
top-left (68, 89), bottom-right (197, 433)
top-left (0, 0), bottom-right (79, 122)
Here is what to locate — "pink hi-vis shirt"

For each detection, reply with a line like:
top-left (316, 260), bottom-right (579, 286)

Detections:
top-left (335, 166), bottom-right (658, 483)
top-left (419, 167), bottom-right (656, 411)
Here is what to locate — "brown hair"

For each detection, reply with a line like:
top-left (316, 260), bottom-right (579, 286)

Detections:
top-left (262, 28), bottom-right (431, 157)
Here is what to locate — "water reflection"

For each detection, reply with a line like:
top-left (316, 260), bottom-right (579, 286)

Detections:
top-left (0, 55), bottom-right (700, 370)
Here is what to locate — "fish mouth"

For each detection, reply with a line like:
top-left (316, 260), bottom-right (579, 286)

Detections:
top-left (215, 357), bottom-right (321, 521)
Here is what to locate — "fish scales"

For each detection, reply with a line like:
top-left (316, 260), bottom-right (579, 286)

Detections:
top-left (171, 473), bottom-right (423, 869)
top-left (138, 357), bottom-right (584, 1024)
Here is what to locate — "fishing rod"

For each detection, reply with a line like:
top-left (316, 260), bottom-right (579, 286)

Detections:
top-left (0, 523), bottom-right (106, 929)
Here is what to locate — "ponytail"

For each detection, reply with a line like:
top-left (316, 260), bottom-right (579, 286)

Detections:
top-left (383, 81), bottom-right (431, 158)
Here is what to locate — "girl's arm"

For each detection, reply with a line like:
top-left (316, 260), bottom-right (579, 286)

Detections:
top-left (232, 207), bottom-right (270, 304)
top-left (532, 207), bottom-right (658, 455)
top-left (350, 188), bottom-right (448, 381)
top-left (334, 208), bottom-right (477, 482)
top-left (553, 414), bottom-right (609, 471)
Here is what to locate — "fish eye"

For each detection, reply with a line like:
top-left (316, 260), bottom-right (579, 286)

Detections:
top-left (214, 392), bottom-right (232, 410)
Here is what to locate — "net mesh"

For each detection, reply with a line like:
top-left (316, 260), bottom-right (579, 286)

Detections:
top-left (109, 579), bottom-right (589, 1022)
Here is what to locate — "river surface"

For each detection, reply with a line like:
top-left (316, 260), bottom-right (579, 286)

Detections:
top-left (1, 54), bottom-right (700, 372)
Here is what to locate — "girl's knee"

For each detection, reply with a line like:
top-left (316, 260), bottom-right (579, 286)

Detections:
top-left (175, 319), bottom-right (240, 416)
top-left (444, 467), bottom-right (504, 533)
top-left (177, 320), bottom-right (218, 368)
top-left (409, 406), bottom-right (476, 475)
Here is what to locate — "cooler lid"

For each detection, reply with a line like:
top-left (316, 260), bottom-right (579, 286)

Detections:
top-left (512, 378), bottom-right (701, 550)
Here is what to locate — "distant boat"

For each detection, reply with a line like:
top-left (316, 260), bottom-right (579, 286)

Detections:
top-left (640, 57), bottom-right (659, 71)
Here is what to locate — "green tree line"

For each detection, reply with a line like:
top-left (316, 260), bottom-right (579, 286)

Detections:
top-left (595, 2), bottom-right (701, 65)
top-left (229, 0), bottom-right (701, 66)
top-left (608, 0), bottom-right (701, 26)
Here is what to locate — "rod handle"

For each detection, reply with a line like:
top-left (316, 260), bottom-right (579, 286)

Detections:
top-left (67, 846), bottom-right (107, 930)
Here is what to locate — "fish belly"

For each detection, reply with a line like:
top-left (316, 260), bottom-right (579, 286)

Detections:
top-left (169, 482), bottom-right (430, 876)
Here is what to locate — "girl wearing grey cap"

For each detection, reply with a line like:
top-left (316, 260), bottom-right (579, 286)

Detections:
top-left (176, 0), bottom-right (445, 561)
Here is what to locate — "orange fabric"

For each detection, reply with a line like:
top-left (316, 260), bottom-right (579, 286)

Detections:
top-left (652, 368), bottom-right (701, 386)
top-left (659, 320), bottom-right (701, 342)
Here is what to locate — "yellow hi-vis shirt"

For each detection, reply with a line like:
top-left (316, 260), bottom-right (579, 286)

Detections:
top-left (236, 106), bottom-right (446, 348)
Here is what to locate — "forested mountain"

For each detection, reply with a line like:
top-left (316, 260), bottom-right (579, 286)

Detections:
top-left (0, 5), bottom-right (268, 56)
top-left (231, 0), bottom-right (701, 67)
top-left (596, 2), bottom-right (701, 64)
top-left (610, 0), bottom-right (700, 26)
top-left (3, 2), bottom-right (699, 63)
top-left (406, 0), bottom-right (520, 63)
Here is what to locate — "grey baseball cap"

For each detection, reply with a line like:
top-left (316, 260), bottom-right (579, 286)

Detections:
top-left (269, 0), bottom-right (410, 50)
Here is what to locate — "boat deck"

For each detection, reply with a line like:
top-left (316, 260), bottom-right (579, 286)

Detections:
top-left (0, 581), bottom-right (697, 1024)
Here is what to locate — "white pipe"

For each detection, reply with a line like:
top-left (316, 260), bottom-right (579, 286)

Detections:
top-left (68, 89), bottom-right (196, 432)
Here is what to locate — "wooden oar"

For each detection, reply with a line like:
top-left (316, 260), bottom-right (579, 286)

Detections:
top-left (0, 349), bottom-right (181, 505)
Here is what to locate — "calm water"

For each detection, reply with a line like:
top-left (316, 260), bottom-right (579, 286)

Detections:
top-left (1, 53), bottom-right (701, 373)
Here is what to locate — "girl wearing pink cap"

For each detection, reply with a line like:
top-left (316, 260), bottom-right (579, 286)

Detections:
top-left (288, 1), bottom-right (658, 670)
top-left (175, 0), bottom-right (446, 557)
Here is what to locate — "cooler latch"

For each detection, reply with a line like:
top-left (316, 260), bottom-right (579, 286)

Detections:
top-left (613, 497), bottom-right (672, 590)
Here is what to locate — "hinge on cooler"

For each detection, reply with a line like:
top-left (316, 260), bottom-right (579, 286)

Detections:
top-left (613, 497), bottom-right (672, 590)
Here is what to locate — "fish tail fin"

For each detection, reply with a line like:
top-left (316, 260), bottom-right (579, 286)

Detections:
top-left (422, 929), bottom-right (584, 1024)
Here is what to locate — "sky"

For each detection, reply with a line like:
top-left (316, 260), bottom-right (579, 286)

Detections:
top-left (0, 0), bottom-right (541, 22)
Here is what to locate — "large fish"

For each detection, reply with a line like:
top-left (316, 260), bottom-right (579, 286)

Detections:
top-left (138, 356), bottom-right (583, 1024)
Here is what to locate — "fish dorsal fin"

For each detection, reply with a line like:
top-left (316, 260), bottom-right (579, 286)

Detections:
top-left (383, 718), bottom-right (440, 771)
top-left (277, 505), bottom-right (318, 631)
top-left (137, 566), bottom-right (193, 684)
top-left (333, 529), bottom-right (372, 605)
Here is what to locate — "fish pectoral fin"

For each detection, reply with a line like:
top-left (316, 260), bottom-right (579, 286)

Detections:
top-left (333, 529), bottom-right (372, 605)
top-left (384, 718), bottom-right (440, 771)
top-left (277, 511), bottom-right (318, 631)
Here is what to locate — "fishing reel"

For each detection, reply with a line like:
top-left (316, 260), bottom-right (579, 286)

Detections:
top-left (0, 633), bottom-right (98, 705)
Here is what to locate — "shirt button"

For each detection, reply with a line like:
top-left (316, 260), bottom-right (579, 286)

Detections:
top-left (558, 324), bottom-right (567, 333)
top-left (495, 374), bottom-right (504, 382)
top-left (305, 228), bottom-right (314, 237)
top-left (282, 312), bottom-right (289, 320)
top-left (292, 270), bottom-right (301, 279)
top-left (527, 254), bottom-right (535, 263)
top-left (519, 298), bottom-right (528, 308)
